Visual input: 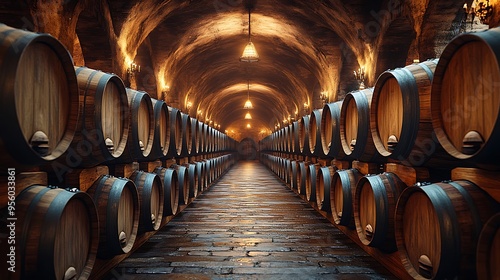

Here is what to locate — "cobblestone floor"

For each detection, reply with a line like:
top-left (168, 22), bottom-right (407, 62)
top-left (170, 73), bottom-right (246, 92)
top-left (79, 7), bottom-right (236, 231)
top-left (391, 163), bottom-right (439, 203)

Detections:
top-left (104, 160), bottom-right (397, 280)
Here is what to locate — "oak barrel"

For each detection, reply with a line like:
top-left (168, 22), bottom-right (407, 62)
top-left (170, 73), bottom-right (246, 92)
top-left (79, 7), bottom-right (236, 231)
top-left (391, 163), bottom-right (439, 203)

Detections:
top-left (191, 117), bottom-right (200, 155)
top-left (154, 167), bottom-right (179, 216)
top-left (15, 185), bottom-right (98, 280)
top-left (316, 165), bottom-right (336, 211)
top-left (330, 168), bottom-right (361, 228)
top-left (180, 113), bottom-right (193, 156)
top-left (354, 172), bottom-right (406, 252)
top-left (290, 160), bottom-right (300, 190)
top-left (431, 27), bottom-right (500, 166)
top-left (308, 109), bottom-right (324, 156)
top-left (168, 107), bottom-right (183, 157)
top-left (321, 101), bottom-right (343, 158)
top-left (184, 163), bottom-right (199, 198)
top-left (305, 163), bottom-right (320, 202)
top-left (129, 170), bottom-right (164, 232)
top-left (340, 88), bottom-right (384, 162)
top-left (71, 66), bottom-right (129, 167)
top-left (87, 175), bottom-right (139, 258)
top-left (395, 180), bottom-right (498, 279)
top-left (298, 115), bottom-right (312, 156)
top-left (116, 89), bottom-right (155, 163)
top-left (0, 24), bottom-right (79, 168)
top-left (476, 212), bottom-right (500, 280)
top-left (149, 99), bottom-right (170, 160)
top-left (289, 121), bottom-right (300, 154)
top-left (196, 161), bottom-right (207, 192)
top-left (171, 164), bottom-right (190, 205)
top-left (371, 59), bottom-right (440, 166)
top-left (198, 122), bottom-right (207, 154)
top-left (296, 161), bottom-right (309, 195)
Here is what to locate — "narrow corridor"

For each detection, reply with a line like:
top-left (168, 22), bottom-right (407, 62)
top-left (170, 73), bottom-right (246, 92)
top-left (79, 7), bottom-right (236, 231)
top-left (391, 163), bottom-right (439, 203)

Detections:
top-left (105, 161), bottom-right (396, 279)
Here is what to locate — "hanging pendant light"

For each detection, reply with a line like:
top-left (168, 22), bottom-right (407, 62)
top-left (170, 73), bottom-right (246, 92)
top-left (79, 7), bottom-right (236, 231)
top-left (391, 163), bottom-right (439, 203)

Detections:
top-left (244, 80), bottom-right (253, 109)
top-left (245, 111), bottom-right (252, 119)
top-left (240, 7), bottom-right (259, 62)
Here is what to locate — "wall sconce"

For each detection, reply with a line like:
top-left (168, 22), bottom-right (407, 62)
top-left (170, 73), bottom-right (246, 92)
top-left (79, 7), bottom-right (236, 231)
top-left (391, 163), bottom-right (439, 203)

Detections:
top-left (320, 91), bottom-right (329, 105)
top-left (127, 62), bottom-right (141, 78)
top-left (463, 1), bottom-right (494, 28)
top-left (186, 101), bottom-right (193, 111)
top-left (353, 67), bottom-right (365, 89)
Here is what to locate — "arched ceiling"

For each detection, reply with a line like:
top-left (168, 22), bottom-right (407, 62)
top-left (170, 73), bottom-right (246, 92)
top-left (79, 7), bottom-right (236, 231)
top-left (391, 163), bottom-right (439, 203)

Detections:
top-left (2, 0), bottom-right (498, 141)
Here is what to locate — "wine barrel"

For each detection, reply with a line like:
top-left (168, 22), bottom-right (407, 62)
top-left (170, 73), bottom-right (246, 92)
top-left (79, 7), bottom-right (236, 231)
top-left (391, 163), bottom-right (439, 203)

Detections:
top-left (129, 170), bottom-right (164, 232)
top-left (290, 160), bottom-right (300, 190)
top-left (184, 163), bottom-right (199, 198)
top-left (168, 107), bottom-right (183, 157)
top-left (321, 101), bottom-right (343, 158)
top-left (0, 24), bottom-right (79, 168)
top-left (297, 161), bottom-right (309, 195)
top-left (116, 89), bottom-right (154, 163)
top-left (203, 159), bottom-right (212, 187)
top-left (191, 117), bottom-right (200, 155)
top-left (87, 175), bottom-right (139, 258)
top-left (330, 168), bottom-right (362, 228)
top-left (195, 161), bottom-right (207, 192)
top-left (305, 163), bottom-right (320, 202)
top-left (290, 121), bottom-right (300, 154)
top-left (198, 122), bottom-right (207, 154)
top-left (431, 27), bottom-right (500, 166)
top-left (149, 99), bottom-right (170, 160)
top-left (340, 88), bottom-right (384, 162)
top-left (299, 115), bottom-right (312, 156)
top-left (316, 165), bottom-right (336, 211)
top-left (284, 158), bottom-right (292, 185)
top-left (308, 109), bottom-right (324, 156)
top-left (154, 167), bottom-right (179, 216)
top-left (395, 180), bottom-right (499, 279)
top-left (180, 113), bottom-right (193, 156)
top-left (66, 66), bottom-right (130, 167)
top-left (354, 172), bottom-right (406, 252)
top-left (371, 59), bottom-right (440, 166)
top-left (171, 164), bottom-right (190, 205)
top-left (476, 212), bottom-right (500, 280)
top-left (15, 185), bottom-right (98, 280)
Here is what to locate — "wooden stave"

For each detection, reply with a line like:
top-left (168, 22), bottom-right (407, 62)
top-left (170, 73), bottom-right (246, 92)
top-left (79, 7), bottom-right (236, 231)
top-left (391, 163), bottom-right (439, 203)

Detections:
top-left (0, 24), bottom-right (80, 168)
top-left (308, 109), bottom-right (324, 156)
top-left (476, 212), bottom-right (500, 280)
top-left (430, 27), bottom-right (500, 166)
top-left (330, 168), bottom-right (362, 228)
top-left (148, 99), bottom-right (170, 160)
top-left (371, 60), bottom-right (441, 167)
top-left (129, 170), bottom-right (165, 232)
top-left (87, 175), bottom-right (139, 259)
top-left (170, 164), bottom-right (190, 205)
top-left (15, 185), bottom-right (98, 280)
top-left (395, 180), bottom-right (499, 279)
top-left (154, 167), bottom-right (179, 216)
top-left (354, 172), bottom-right (406, 252)
top-left (71, 66), bottom-right (130, 167)
top-left (321, 101), bottom-right (343, 158)
top-left (340, 88), bottom-right (385, 163)
top-left (316, 165), bottom-right (336, 212)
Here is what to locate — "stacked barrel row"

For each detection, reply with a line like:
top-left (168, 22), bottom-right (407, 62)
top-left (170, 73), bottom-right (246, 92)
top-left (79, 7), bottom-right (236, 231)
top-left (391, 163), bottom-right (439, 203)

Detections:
top-left (261, 27), bottom-right (500, 280)
top-left (0, 24), bottom-right (238, 280)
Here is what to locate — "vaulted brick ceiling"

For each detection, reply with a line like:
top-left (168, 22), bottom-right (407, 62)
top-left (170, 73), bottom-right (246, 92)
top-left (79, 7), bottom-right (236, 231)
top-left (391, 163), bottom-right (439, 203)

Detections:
top-left (1, 0), bottom-right (498, 141)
